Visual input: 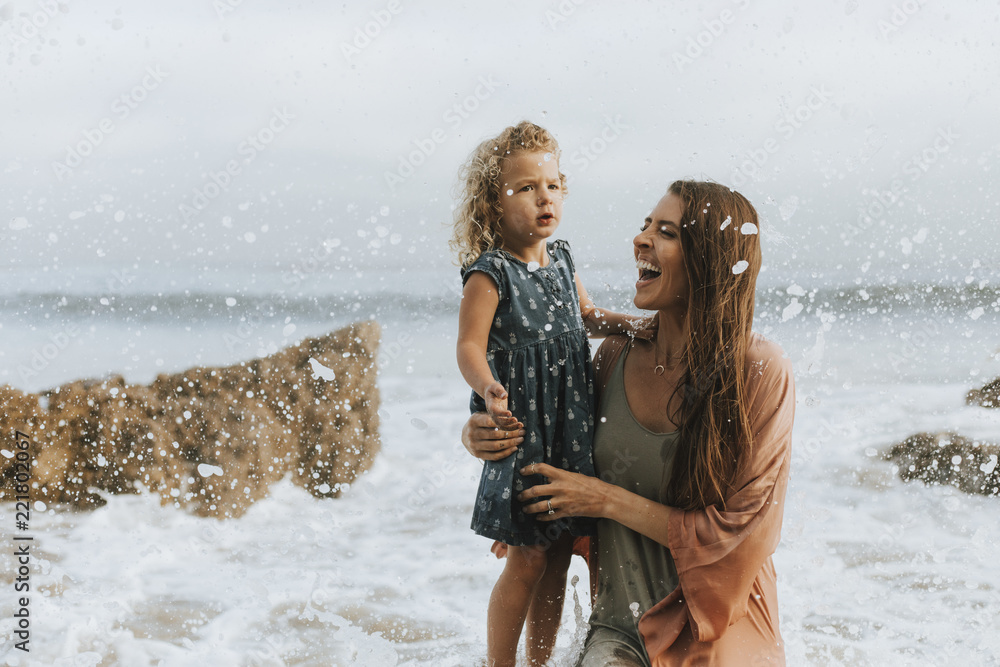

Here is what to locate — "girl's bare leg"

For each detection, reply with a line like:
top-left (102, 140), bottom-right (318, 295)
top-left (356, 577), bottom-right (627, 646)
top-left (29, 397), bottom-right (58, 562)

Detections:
top-left (525, 533), bottom-right (573, 666)
top-left (487, 544), bottom-right (549, 667)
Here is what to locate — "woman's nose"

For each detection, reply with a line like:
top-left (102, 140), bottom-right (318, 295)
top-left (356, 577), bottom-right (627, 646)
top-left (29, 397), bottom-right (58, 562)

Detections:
top-left (634, 228), bottom-right (650, 248)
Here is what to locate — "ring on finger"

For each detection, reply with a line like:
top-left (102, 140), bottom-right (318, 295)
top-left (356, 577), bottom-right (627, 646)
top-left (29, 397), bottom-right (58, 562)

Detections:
top-left (547, 499), bottom-right (554, 515)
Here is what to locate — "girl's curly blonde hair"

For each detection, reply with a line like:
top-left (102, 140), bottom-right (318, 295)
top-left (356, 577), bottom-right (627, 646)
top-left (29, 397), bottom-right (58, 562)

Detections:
top-left (450, 121), bottom-right (567, 268)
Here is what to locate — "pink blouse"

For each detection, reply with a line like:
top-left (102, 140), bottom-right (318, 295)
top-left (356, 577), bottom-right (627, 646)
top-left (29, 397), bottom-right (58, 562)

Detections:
top-left (586, 329), bottom-right (795, 666)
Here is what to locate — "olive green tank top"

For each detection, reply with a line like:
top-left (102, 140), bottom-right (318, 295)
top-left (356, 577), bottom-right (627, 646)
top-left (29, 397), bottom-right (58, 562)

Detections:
top-left (588, 343), bottom-right (680, 642)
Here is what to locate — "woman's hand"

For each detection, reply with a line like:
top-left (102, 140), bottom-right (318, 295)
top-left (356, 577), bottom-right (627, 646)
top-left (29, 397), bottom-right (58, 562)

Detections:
top-left (461, 411), bottom-right (525, 461)
top-left (517, 463), bottom-right (614, 521)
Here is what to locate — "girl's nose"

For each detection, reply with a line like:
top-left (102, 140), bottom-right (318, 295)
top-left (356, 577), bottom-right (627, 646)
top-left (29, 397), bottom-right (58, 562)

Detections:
top-left (634, 228), bottom-right (650, 249)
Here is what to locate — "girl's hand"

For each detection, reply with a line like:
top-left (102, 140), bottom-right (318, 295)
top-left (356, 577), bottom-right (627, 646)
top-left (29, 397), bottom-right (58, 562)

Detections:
top-left (490, 541), bottom-right (508, 559)
top-left (484, 381), bottom-right (519, 429)
top-left (461, 412), bottom-right (525, 461)
top-left (517, 463), bottom-right (613, 521)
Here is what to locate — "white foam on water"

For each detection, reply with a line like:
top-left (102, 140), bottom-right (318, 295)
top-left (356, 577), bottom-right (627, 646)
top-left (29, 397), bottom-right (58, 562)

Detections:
top-left (1, 277), bottom-right (999, 664)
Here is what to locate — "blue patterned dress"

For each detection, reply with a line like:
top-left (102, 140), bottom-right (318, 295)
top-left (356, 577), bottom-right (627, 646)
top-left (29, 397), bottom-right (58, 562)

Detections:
top-left (461, 239), bottom-right (596, 546)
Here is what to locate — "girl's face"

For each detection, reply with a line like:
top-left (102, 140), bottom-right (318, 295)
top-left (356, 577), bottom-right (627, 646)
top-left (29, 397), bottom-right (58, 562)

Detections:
top-left (497, 150), bottom-right (563, 250)
top-left (633, 192), bottom-right (689, 314)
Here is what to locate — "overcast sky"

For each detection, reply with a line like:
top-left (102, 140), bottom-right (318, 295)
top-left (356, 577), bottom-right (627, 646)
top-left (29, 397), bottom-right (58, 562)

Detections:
top-left (3, 0), bottom-right (999, 284)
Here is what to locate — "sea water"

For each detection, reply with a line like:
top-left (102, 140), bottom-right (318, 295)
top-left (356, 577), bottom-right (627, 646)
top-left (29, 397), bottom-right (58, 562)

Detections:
top-left (2, 263), bottom-right (1000, 665)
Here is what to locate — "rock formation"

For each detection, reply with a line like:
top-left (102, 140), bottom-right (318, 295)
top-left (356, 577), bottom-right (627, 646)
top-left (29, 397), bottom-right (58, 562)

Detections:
top-left (883, 431), bottom-right (1000, 497)
top-left (0, 320), bottom-right (381, 518)
top-left (966, 377), bottom-right (1000, 408)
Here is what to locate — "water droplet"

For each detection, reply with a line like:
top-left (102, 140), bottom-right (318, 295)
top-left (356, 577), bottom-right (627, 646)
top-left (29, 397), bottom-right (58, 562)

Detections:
top-left (197, 463), bottom-right (223, 477)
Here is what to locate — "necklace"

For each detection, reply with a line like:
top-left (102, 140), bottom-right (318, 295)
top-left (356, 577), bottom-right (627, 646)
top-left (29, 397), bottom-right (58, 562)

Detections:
top-left (651, 338), bottom-right (682, 376)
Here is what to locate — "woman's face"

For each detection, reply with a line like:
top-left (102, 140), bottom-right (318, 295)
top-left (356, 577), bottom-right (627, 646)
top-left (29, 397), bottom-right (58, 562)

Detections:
top-left (633, 192), bottom-right (689, 314)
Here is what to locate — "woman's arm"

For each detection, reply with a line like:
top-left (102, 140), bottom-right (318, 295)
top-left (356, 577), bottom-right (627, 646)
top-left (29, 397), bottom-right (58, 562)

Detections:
top-left (516, 463), bottom-right (673, 547)
top-left (574, 272), bottom-right (643, 337)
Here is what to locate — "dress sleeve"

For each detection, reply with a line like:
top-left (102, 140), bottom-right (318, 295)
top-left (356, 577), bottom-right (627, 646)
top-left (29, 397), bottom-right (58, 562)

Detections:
top-left (461, 252), bottom-right (505, 302)
top-left (549, 239), bottom-right (576, 275)
top-left (638, 340), bottom-right (795, 647)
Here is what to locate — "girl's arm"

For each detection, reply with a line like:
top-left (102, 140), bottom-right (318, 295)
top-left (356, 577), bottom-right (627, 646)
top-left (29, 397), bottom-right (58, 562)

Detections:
top-left (574, 272), bottom-right (642, 337)
top-left (457, 272), bottom-right (517, 428)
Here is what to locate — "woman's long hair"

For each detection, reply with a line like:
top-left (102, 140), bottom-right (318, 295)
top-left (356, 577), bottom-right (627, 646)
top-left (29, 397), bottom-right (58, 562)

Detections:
top-left (662, 180), bottom-right (762, 511)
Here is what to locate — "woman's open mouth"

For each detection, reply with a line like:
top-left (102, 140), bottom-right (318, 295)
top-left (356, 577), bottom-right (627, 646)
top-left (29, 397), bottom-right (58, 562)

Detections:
top-left (636, 259), bottom-right (662, 286)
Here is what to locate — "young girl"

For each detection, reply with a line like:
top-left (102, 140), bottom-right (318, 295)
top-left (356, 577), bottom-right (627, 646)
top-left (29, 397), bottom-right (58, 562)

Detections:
top-left (453, 121), bottom-right (633, 667)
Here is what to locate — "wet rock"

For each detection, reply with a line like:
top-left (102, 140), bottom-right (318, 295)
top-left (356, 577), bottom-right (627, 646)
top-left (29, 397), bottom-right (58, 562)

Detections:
top-left (0, 321), bottom-right (381, 517)
top-left (966, 377), bottom-right (1000, 408)
top-left (883, 431), bottom-right (1000, 497)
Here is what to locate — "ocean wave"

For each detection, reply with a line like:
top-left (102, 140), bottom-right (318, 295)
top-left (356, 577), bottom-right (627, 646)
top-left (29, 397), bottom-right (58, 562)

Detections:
top-left (4, 281), bottom-right (997, 327)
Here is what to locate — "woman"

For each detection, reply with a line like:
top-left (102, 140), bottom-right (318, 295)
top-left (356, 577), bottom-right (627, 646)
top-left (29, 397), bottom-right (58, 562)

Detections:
top-left (462, 180), bottom-right (795, 666)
